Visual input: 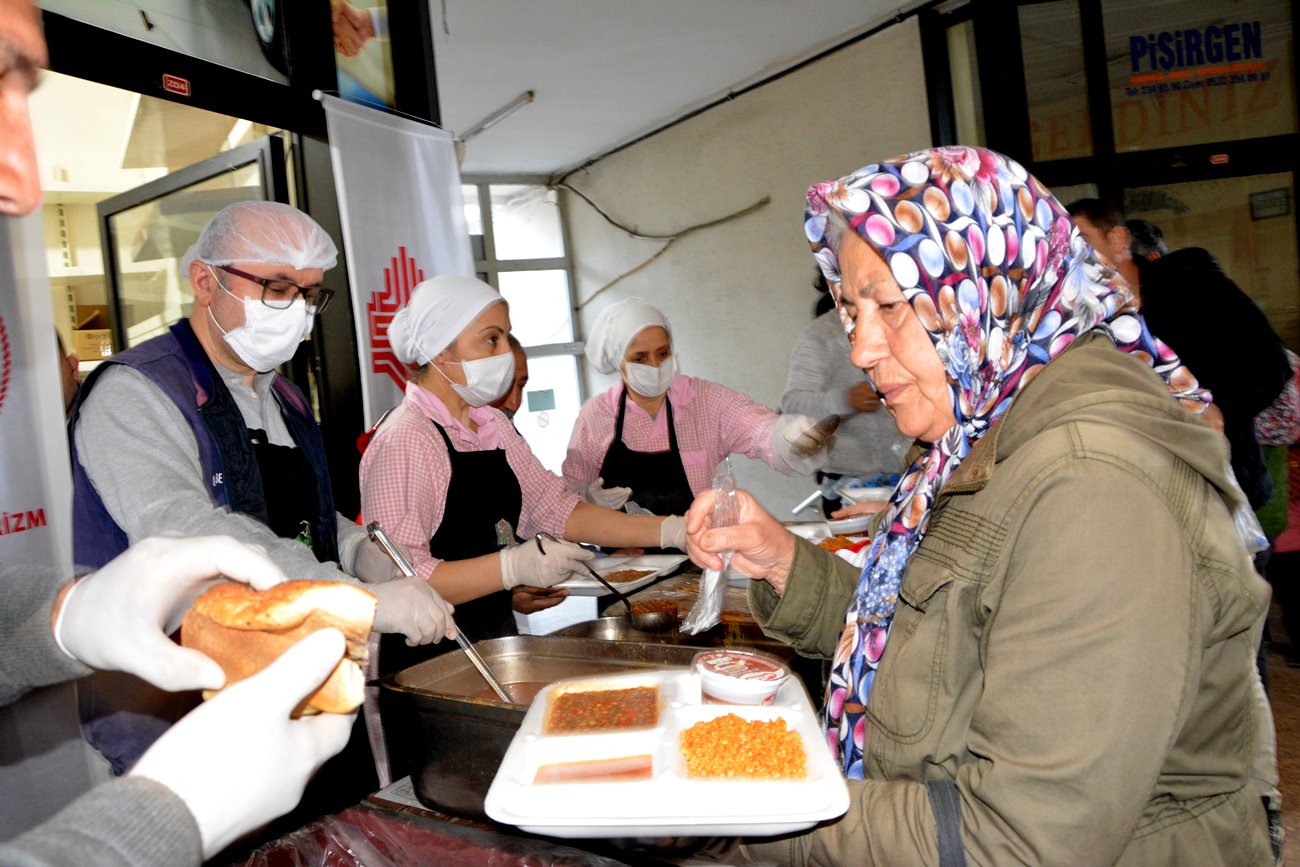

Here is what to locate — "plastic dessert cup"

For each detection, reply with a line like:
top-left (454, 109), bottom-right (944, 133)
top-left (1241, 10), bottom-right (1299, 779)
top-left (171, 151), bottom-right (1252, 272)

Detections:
top-left (694, 649), bottom-right (790, 706)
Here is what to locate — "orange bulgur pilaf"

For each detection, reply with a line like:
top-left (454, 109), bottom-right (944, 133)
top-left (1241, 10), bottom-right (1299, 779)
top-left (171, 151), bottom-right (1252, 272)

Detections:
top-left (679, 713), bottom-right (806, 779)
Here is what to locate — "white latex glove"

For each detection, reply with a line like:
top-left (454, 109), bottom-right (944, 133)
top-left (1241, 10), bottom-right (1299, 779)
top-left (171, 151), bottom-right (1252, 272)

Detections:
top-left (370, 576), bottom-right (456, 646)
top-left (500, 536), bottom-right (595, 589)
top-left (351, 535), bottom-right (407, 584)
top-left (55, 535), bottom-right (286, 692)
top-left (583, 477), bottom-right (632, 510)
top-left (659, 515), bottom-right (687, 551)
top-left (130, 629), bottom-right (355, 859)
top-left (771, 414), bottom-right (830, 475)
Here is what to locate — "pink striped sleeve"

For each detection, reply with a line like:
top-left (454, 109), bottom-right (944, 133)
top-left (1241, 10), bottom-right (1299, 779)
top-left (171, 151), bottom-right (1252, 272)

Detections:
top-left (697, 378), bottom-right (782, 466)
top-left (358, 403), bottom-right (452, 581)
top-left (496, 422), bottom-right (581, 540)
top-left (561, 393), bottom-right (616, 492)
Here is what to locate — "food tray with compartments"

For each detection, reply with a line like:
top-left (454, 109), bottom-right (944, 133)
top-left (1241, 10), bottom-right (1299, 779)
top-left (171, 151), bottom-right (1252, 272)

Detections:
top-left (484, 668), bottom-right (849, 837)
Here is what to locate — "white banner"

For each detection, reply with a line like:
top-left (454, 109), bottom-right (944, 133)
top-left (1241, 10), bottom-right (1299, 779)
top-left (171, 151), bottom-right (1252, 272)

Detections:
top-left (322, 95), bottom-right (474, 425)
top-left (0, 213), bottom-right (91, 841)
top-left (0, 213), bottom-right (72, 574)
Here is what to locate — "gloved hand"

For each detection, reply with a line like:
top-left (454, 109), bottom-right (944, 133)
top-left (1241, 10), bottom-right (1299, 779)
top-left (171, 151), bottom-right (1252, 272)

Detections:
top-left (500, 536), bottom-right (595, 589)
top-left (771, 414), bottom-right (830, 475)
top-left (130, 629), bottom-right (356, 859)
top-left (659, 515), bottom-right (687, 551)
top-left (583, 477), bottom-right (632, 510)
top-left (370, 576), bottom-right (456, 646)
top-left (350, 535), bottom-right (407, 584)
top-left (55, 535), bottom-right (286, 692)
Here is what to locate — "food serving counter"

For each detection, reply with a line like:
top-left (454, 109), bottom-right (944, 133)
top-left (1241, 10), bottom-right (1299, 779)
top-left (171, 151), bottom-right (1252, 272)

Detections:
top-left (232, 569), bottom-right (832, 865)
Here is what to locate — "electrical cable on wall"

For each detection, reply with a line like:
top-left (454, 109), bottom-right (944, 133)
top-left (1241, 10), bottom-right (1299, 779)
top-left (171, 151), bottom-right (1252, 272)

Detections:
top-left (556, 181), bottom-right (770, 310)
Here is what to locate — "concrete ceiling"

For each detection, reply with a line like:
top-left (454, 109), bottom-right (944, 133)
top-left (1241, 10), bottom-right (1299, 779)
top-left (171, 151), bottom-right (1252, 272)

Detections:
top-left (433, 0), bottom-right (919, 176)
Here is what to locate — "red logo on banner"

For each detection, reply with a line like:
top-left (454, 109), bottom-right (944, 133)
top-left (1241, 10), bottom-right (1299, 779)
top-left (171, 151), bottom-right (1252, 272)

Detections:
top-left (368, 247), bottom-right (425, 390)
top-left (162, 74), bottom-right (191, 97)
top-left (0, 316), bottom-right (11, 419)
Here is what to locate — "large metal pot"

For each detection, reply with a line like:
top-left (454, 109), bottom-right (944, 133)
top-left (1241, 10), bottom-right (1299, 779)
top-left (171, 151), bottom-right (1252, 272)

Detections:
top-left (378, 635), bottom-right (702, 821)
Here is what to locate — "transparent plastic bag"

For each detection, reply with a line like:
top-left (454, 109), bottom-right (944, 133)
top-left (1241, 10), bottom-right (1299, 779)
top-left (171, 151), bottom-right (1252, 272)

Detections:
top-left (680, 459), bottom-right (738, 635)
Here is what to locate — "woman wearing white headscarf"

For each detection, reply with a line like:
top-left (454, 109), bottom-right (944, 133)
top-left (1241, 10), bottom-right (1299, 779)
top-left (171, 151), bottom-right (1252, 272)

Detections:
top-left (360, 277), bottom-right (676, 663)
top-left (563, 297), bottom-right (828, 519)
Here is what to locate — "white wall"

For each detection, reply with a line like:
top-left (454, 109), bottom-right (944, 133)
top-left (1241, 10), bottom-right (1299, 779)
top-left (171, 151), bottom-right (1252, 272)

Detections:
top-left (563, 18), bottom-right (932, 513)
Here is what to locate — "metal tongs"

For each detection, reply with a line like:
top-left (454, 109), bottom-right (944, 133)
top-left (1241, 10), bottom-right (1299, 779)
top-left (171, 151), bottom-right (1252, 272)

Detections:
top-left (366, 521), bottom-right (516, 704)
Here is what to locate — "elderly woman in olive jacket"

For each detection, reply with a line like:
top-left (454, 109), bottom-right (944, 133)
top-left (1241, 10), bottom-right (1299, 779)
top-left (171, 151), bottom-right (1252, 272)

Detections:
top-left (687, 148), bottom-right (1273, 866)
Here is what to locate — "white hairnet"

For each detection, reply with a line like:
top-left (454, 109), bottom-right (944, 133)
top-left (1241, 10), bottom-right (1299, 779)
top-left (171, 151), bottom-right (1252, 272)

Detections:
top-left (180, 201), bottom-right (338, 276)
top-left (388, 275), bottom-right (505, 365)
top-left (584, 297), bottom-right (673, 375)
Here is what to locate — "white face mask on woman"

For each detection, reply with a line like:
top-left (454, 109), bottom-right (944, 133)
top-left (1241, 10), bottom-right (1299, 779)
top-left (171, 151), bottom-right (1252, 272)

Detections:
top-left (207, 266), bottom-right (313, 372)
top-left (434, 352), bottom-right (516, 407)
top-left (623, 354), bottom-right (678, 398)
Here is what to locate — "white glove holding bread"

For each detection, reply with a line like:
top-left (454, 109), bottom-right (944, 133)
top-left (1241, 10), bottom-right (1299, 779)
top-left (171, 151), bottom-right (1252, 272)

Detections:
top-left (54, 535), bottom-right (288, 692)
top-left (130, 628), bottom-right (356, 858)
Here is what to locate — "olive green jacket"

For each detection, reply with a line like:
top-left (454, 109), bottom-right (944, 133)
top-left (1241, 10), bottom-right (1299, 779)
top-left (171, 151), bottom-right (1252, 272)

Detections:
top-left (748, 333), bottom-right (1273, 866)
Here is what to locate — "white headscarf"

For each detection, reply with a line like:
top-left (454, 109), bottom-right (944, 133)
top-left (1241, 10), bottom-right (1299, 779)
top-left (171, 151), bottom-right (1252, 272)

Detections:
top-left (388, 275), bottom-right (505, 365)
top-left (584, 297), bottom-right (673, 375)
top-left (180, 201), bottom-right (338, 275)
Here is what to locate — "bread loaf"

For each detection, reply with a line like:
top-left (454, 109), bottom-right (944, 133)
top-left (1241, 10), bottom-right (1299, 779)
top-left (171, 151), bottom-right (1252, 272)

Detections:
top-left (181, 580), bottom-right (377, 714)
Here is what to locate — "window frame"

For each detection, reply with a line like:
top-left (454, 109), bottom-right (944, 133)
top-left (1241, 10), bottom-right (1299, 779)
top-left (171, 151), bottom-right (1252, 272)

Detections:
top-left (460, 174), bottom-right (586, 380)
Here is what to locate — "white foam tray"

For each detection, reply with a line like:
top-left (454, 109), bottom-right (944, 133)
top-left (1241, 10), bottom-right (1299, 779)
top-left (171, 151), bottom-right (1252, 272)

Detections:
top-left (485, 668), bottom-right (849, 838)
top-left (556, 554), bottom-right (687, 596)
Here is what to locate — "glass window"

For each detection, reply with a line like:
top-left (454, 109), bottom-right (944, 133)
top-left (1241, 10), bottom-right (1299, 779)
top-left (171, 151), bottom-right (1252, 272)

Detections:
top-left (510, 355), bottom-right (583, 474)
top-left (1020, 1), bottom-right (1093, 161)
top-left (489, 184), bottom-right (565, 260)
top-left (947, 20), bottom-right (986, 147)
top-left (1125, 172), bottom-right (1299, 349)
top-left (497, 270), bottom-right (574, 346)
top-left (462, 183), bottom-right (486, 261)
top-left (1103, 0), bottom-right (1297, 152)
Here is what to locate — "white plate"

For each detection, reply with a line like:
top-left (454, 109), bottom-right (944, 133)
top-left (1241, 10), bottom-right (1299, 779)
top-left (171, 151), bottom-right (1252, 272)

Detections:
top-left (556, 554), bottom-right (688, 596)
top-left (485, 669), bottom-right (849, 838)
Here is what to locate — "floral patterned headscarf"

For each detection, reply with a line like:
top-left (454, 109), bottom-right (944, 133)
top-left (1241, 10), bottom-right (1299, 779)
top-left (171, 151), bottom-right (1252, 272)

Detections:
top-left (804, 147), bottom-right (1208, 778)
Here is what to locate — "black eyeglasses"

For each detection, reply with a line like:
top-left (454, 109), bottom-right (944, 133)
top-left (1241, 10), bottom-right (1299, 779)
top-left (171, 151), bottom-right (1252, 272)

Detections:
top-left (216, 265), bottom-right (335, 314)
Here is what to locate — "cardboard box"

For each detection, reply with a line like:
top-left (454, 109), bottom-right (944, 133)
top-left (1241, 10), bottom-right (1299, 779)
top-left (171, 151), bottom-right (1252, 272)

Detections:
top-left (75, 305), bottom-right (110, 330)
top-left (73, 329), bottom-right (113, 360)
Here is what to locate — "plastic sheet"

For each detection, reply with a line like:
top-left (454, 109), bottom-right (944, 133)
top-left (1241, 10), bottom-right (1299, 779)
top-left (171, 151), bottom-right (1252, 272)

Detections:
top-left (238, 805), bottom-right (627, 866)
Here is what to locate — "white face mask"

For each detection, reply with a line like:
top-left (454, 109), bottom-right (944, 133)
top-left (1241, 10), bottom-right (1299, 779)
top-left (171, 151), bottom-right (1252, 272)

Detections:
top-left (207, 266), bottom-right (313, 372)
top-left (435, 352), bottom-right (516, 407)
top-left (623, 354), bottom-right (678, 398)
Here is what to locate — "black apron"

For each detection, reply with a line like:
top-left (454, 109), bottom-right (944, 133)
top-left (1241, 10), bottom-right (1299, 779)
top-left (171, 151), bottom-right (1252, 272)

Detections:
top-left (377, 418), bottom-right (523, 783)
top-left (250, 429), bottom-right (321, 549)
top-left (598, 391), bottom-right (695, 518)
top-left (378, 419), bottom-right (524, 678)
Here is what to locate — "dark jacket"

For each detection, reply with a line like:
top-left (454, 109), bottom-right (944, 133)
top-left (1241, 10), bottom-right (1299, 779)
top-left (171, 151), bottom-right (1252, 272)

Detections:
top-left (1138, 247), bottom-right (1291, 509)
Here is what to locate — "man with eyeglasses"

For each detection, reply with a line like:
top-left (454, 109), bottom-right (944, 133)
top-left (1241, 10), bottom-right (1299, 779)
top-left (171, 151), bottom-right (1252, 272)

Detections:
top-left (69, 200), bottom-right (454, 776)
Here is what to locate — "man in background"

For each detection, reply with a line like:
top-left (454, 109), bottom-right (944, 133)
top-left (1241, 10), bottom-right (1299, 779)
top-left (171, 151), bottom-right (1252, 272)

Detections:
top-left (491, 333), bottom-right (530, 420)
top-left (1068, 198), bottom-right (1291, 511)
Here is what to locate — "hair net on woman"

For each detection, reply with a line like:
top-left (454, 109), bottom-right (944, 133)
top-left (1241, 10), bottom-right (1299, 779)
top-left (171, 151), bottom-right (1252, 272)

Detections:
top-left (804, 146), bottom-right (1209, 778)
top-left (388, 275), bottom-right (505, 366)
top-left (179, 201), bottom-right (338, 275)
top-left (585, 297), bottom-right (673, 375)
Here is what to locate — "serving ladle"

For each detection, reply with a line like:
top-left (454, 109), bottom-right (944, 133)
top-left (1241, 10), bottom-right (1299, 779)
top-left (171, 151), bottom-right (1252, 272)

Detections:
top-left (534, 532), bottom-right (677, 633)
top-left (367, 522), bottom-right (516, 704)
